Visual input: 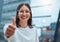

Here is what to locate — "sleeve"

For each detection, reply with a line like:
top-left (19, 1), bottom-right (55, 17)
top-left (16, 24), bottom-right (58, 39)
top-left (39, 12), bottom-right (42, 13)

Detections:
top-left (36, 28), bottom-right (41, 42)
top-left (36, 29), bottom-right (39, 42)
top-left (3, 24), bottom-right (14, 40)
top-left (3, 24), bottom-right (9, 40)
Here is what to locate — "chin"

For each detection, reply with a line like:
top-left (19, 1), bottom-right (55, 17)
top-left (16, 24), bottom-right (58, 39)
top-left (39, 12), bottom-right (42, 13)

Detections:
top-left (20, 18), bottom-right (29, 21)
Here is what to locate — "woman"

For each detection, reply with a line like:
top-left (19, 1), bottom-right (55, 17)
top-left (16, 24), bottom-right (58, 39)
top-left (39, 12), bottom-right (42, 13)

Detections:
top-left (3, 3), bottom-right (39, 42)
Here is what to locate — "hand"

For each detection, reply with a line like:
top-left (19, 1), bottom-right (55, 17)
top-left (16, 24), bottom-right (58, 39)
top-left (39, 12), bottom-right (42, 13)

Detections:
top-left (5, 17), bottom-right (16, 38)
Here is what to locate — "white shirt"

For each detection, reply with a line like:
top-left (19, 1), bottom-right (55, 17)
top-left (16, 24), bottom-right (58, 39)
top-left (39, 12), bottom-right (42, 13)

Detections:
top-left (3, 24), bottom-right (40, 42)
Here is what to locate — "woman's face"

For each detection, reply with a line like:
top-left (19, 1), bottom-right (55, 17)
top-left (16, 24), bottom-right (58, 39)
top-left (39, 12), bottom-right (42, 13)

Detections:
top-left (18, 5), bottom-right (30, 22)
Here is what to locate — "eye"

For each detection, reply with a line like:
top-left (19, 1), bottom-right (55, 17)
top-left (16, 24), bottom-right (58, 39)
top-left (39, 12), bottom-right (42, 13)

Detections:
top-left (20, 10), bottom-right (23, 13)
top-left (26, 10), bottom-right (30, 13)
top-left (18, 10), bottom-right (30, 13)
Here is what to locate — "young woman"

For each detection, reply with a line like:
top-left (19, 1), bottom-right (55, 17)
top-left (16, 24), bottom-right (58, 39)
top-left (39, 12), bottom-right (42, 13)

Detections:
top-left (3, 3), bottom-right (39, 42)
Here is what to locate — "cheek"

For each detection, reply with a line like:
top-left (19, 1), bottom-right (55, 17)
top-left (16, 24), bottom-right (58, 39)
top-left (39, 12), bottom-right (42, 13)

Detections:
top-left (18, 13), bottom-right (30, 19)
top-left (26, 14), bottom-right (30, 18)
top-left (18, 14), bottom-right (22, 18)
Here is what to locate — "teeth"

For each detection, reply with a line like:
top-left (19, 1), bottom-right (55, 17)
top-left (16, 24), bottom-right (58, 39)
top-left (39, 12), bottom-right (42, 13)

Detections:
top-left (22, 17), bottom-right (25, 18)
top-left (21, 16), bottom-right (26, 19)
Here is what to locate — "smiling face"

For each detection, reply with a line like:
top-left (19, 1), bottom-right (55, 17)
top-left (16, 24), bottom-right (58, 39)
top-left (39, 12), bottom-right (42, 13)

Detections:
top-left (18, 5), bottom-right (30, 22)
top-left (16, 3), bottom-right (32, 27)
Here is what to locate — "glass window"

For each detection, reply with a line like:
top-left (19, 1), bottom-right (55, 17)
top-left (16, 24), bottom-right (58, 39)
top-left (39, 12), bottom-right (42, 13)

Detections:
top-left (30, 0), bottom-right (59, 42)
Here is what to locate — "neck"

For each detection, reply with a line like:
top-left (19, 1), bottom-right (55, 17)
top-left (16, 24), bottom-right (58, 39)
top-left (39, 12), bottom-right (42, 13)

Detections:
top-left (19, 21), bottom-right (28, 28)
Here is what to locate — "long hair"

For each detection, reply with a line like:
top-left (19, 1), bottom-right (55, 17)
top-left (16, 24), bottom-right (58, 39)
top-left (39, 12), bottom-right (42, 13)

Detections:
top-left (16, 3), bottom-right (32, 28)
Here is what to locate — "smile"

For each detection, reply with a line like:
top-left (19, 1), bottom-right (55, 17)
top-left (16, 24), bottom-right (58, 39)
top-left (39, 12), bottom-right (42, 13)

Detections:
top-left (21, 15), bottom-right (27, 19)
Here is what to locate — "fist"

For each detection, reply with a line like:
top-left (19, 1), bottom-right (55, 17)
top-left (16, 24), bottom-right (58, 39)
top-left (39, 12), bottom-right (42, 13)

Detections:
top-left (5, 17), bottom-right (16, 38)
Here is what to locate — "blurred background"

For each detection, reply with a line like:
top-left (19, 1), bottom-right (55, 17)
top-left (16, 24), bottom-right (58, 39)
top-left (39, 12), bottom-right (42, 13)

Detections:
top-left (0, 0), bottom-right (60, 42)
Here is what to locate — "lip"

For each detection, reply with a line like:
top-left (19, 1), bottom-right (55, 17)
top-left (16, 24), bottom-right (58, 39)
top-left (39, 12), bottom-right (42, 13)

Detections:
top-left (21, 16), bottom-right (27, 20)
top-left (21, 17), bottom-right (26, 19)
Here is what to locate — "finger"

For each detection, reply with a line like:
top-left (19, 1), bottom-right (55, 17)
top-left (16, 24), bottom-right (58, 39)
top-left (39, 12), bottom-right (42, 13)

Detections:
top-left (7, 27), bottom-right (15, 32)
top-left (12, 17), bottom-right (16, 26)
top-left (6, 28), bottom-right (15, 36)
top-left (8, 25), bottom-right (16, 30)
top-left (5, 31), bottom-right (14, 38)
top-left (6, 30), bottom-right (13, 35)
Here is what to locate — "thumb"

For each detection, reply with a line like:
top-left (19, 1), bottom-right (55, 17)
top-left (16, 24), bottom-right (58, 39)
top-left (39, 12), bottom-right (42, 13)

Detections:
top-left (12, 17), bottom-right (16, 26)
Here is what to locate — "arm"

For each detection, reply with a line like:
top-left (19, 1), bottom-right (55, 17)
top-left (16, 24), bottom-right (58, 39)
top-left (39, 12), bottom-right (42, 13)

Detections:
top-left (36, 28), bottom-right (41, 42)
top-left (36, 30), bottom-right (39, 42)
top-left (35, 28), bottom-right (39, 42)
top-left (3, 24), bottom-right (10, 40)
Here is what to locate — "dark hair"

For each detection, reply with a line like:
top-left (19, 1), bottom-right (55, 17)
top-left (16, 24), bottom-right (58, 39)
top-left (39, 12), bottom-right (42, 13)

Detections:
top-left (16, 3), bottom-right (32, 28)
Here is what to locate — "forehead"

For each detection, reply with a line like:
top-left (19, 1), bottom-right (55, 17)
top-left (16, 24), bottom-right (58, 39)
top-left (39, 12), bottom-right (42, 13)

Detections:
top-left (19, 5), bottom-right (29, 10)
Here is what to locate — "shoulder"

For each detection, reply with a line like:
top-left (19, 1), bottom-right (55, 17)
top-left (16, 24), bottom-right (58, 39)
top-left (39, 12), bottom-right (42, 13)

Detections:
top-left (32, 26), bottom-right (41, 37)
top-left (32, 26), bottom-right (41, 31)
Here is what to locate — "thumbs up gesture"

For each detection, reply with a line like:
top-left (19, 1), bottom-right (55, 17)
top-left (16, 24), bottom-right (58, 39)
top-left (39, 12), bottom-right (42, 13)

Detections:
top-left (5, 17), bottom-right (16, 38)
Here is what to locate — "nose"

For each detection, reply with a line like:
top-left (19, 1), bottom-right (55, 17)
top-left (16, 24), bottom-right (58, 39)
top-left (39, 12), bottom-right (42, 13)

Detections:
top-left (23, 11), bottom-right (26, 15)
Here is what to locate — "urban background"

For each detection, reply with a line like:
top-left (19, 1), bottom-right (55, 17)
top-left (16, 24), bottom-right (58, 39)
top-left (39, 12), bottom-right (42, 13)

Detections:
top-left (0, 0), bottom-right (60, 42)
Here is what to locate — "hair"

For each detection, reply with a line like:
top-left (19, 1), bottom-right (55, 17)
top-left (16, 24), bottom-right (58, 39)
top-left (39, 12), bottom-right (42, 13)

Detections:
top-left (16, 3), bottom-right (33, 28)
